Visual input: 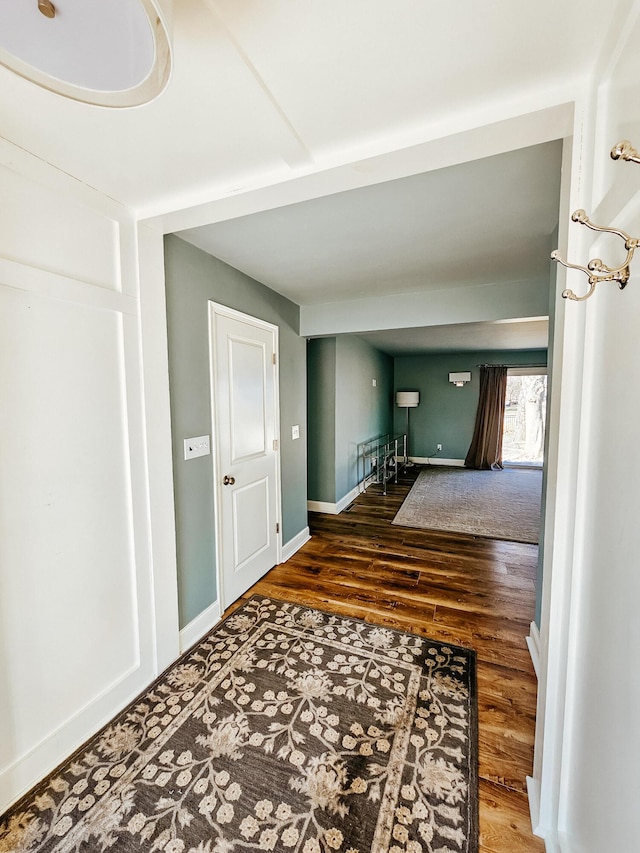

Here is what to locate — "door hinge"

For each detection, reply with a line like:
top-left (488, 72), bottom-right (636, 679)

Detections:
top-left (276, 522), bottom-right (280, 534)
top-left (272, 352), bottom-right (277, 365)
top-left (273, 439), bottom-right (278, 451)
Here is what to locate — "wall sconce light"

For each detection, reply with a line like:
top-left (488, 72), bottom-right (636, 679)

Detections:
top-left (449, 372), bottom-right (471, 387)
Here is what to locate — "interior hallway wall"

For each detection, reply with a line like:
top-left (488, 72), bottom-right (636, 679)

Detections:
top-left (307, 336), bottom-right (393, 505)
top-left (164, 235), bottom-right (307, 628)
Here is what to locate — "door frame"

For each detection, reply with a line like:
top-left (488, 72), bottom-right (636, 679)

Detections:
top-left (208, 301), bottom-right (282, 612)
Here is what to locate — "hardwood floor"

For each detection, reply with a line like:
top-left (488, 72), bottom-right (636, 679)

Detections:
top-left (231, 467), bottom-right (544, 853)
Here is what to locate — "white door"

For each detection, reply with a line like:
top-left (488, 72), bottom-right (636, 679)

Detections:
top-left (210, 303), bottom-right (281, 607)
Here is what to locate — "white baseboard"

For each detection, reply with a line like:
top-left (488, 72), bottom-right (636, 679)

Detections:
top-left (526, 774), bottom-right (562, 853)
top-left (0, 659), bottom-right (153, 814)
top-left (526, 774), bottom-right (541, 836)
top-left (526, 620), bottom-right (541, 679)
top-left (544, 833), bottom-right (561, 853)
top-left (410, 457), bottom-right (465, 467)
top-left (308, 483), bottom-right (360, 515)
top-left (281, 527), bottom-right (311, 562)
top-left (179, 599), bottom-right (221, 653)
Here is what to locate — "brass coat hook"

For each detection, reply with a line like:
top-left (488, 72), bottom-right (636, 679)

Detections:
top-left (551, 209), bottom-right (638, 301)
top-left (611, 140), bottom-right (640, 164)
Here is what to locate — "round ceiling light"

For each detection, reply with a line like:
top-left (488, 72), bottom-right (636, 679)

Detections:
top-left (0, 0), bottom-right (172, 108)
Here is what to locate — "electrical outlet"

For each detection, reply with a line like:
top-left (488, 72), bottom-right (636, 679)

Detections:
top-left (437, 443), bottom-right (442, 452)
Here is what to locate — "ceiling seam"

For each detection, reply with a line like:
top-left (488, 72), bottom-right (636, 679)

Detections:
top-left (203, 0), bottom-right (313, 169)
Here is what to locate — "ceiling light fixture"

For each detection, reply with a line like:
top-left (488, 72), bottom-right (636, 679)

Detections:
top-left (0, 0), bottom-right (172, 108)
top-left (37, 0), bottom-right (56, 19)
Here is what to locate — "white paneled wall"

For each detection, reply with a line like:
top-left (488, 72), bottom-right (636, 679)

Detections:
top-left (0, 162), bottom-right (172, 812)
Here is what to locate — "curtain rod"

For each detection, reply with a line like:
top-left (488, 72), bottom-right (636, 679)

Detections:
top-left (476, 363), bottom-right (547, 368)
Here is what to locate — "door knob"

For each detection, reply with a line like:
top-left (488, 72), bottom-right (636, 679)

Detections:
top-left (223, 475), bottom-right (235, 485)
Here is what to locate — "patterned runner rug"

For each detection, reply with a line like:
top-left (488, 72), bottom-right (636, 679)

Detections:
top-left (393, 466), bottom-right (542, 544)
top-left (1, 597), bottom-right (478, 853)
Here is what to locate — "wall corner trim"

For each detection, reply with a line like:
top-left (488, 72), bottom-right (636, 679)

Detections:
top-left (281, 527), bottom-right (311, 563)
top-left (526, 773), bottom-right (561, 852)
top-left (179, 600), bottom-right (221, 654)
top-left (307, 483), bottom-right (361, 515)
top-left (526, 774), bottom-right (540, 831)
top-left (526, 620), bottom-right (541, 680)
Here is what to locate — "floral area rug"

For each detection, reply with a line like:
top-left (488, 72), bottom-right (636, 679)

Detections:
top-left (1, 596), bottom-right (478, 853)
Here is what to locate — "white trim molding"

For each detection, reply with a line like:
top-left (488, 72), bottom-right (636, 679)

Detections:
top-left (307, 484), bottom-right (361, 515)
top-left (179, 600), bottom-right (221, 654)
top-left (526, 620), bottom-right (541, 680)
top-left (281, 527), bottom-right (311, 563)
top-left (527, 774), bottom-right (563, 852)
top-left (410, 457), bottom-right (466, 467)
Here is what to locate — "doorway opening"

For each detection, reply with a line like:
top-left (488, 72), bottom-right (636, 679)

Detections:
top-left (502, 368), bottom-right (547, 466)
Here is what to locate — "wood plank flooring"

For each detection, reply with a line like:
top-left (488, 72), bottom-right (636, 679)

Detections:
top-left (230, 467), bottom-right (544, 853)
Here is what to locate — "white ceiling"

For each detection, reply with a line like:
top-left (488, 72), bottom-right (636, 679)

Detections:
top-left (0, 0), bottom-right (623, 213)
top-left (354, 319), bottom-right (549, 357)
top-left (0, 0), bottom-right (624, 353)
top-left (179, 142), bottom-right (562, 305)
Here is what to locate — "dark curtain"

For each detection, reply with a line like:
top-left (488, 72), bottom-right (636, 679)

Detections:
top-left (464, 365), bottom-right (508, 470)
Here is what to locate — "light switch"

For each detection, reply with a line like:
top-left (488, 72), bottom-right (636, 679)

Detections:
top-left (184, 435), bottom-right (210, 460)
top-left (291, 425), bottom-right (300, 440)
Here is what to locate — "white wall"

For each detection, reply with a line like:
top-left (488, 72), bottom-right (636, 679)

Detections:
top-left (531, 3), bottom-right (640, 849)
top-left (560, 8), bottom-right (640, 848)
top-left (0, 154), bottom-right (177, 812)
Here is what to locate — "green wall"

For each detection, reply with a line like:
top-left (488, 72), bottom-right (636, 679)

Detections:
top-left (164, 235), bottom-right (308, 628)
top-left (394, 349), bottom-right (548, 460)
top-left (335, 337), bottom-right (394, 501)
top-left (307, 336), bottom-right (393, 503)
top-left (307, 338), bottom-right (336, 504)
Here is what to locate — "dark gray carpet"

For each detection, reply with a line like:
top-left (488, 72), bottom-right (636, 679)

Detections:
top-left (0, 596), bottom-right (478, 853)
top-left (393, 466), bottom-right (542, 543)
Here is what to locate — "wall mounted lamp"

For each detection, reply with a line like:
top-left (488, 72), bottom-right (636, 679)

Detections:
top-left (449, 372), bottom-right (471, 387)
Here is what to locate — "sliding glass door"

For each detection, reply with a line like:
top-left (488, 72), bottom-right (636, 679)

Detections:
top-left (502, 370), bottom-right (547, 466)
